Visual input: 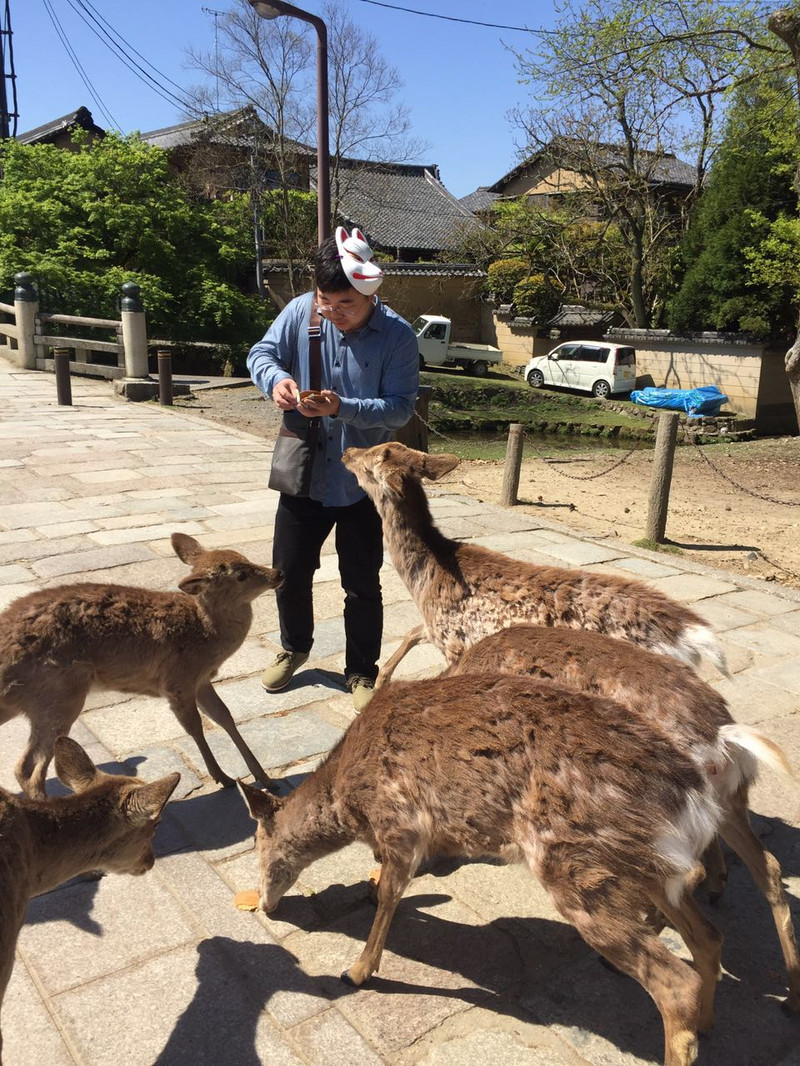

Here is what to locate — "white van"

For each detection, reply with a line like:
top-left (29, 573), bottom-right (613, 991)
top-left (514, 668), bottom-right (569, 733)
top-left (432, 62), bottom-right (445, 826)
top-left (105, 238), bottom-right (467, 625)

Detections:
top-left (523, 342), bottom-right (636, 398)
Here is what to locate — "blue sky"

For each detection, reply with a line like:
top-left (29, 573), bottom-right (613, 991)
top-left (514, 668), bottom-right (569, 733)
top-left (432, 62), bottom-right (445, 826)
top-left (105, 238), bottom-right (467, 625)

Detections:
top-left (12, 1), bottom-right (557, 199)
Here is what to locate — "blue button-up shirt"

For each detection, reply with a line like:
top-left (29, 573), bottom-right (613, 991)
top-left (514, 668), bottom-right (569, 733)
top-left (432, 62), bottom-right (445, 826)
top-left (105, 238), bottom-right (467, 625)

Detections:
top-left (247, 292), bottom-right (420, 507)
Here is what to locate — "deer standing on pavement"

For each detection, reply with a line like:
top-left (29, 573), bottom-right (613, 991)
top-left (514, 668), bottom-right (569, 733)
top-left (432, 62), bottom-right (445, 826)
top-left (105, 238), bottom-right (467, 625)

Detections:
top-left (446, 623), bottom-right (799, 1011)
top-left (0, 533), bottom-right (282, 798)
top-left (0, 736), bottom-right (179, 1064)
top-left (340, 442), bottom-right (728, 685)
top-left (241, 673), bottom-right (730, 1066)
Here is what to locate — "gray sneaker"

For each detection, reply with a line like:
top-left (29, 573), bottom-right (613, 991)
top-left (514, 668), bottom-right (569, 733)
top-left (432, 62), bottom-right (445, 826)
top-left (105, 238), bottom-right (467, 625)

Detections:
top-left (261, 650), bottom-right (309, 692)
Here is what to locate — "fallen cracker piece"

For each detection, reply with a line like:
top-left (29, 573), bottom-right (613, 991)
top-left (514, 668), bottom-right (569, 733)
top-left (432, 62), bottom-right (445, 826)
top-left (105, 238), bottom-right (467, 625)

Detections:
top-left (233, 888), bottom-right (261, 912)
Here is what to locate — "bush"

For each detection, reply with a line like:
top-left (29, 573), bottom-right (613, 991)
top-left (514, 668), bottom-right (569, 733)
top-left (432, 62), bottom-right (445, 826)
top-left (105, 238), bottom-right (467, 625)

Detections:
top-left (485, 257), bottom-right (529, 304)
top-left (512, 274), bottom-right (563, 322)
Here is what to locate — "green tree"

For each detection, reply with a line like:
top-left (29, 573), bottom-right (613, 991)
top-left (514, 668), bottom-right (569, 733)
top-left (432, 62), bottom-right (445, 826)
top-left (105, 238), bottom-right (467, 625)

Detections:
top-left (0, 133), bottom-right (263, 344)
top-left (508, 0), bottom-right (767, 327)
top-left (668, 72), bottom-right (799, 338)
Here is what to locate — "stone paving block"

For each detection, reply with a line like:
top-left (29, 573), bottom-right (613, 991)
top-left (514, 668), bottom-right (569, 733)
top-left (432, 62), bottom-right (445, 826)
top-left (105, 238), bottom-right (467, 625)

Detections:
top-left (749, 658), bottom-right (800, 698)
top-left (288, 1006), bottom-right (386, 1065)
top-left (0, 581), bottom-right (37, 608)
top-left (693, 596), bottom-right (759, 633)
top-left (18, 872), bottom-right (199, 995)
top-left (773, 611), bottom-right (800, 637)
top-left (71, 468), bottom-right (146, 484)
top-left (0, 528), bottom-right (31, 545)
top-left (52, 941), bottom-right (307, 1066)
top-left (0, 533), bottom-right (92, 565)
top-left (0, 500), bottom-right (78, 529)
top-left (378, 638), bottom-right (446, 681)
top-left (383, 598), bottom-right (424, 639)
top-left (207, 673), bottom-right (341, 722)
top-left (594, 554), bottom-right (681, 579)
top-left (119, 745), bottom-right (203, 800)
top-left (710, 673), bottom-right (800, 727)
top-left (3, 961), bottom-right (75, 1066)
top-left (722, 624), bottom-right (800, 659)
top-left (714, 588), bottom-right (799, 617)
top-left (222, 851), bottom-right (321, 941)
top-left (88, 520), bottom-right (206, 546)
top-left (0, 562), bottom-right (35, 584)
top-left (648, 572), bottom-right (739, 601)
top-left (82, 696), bottom-right (188, 755)
top-left (31, 542), bottom-right (157, 579)
top-left (33, 519), bottom-right (100, 537)
top-left (413, 1021), bottom-right (586, 1066)
top-left (519, 538), bottom-right (622, 566)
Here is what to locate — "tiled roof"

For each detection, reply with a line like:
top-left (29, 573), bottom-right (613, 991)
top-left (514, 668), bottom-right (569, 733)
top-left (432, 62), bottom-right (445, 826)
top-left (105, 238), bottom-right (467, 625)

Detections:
top-left (548, 304), bottom-right (618, 327)
top-left (140, 107), bottom-right (311, 156)
top-left (17, 106), bottom-right (104, 145)
top-left (459, 187), bottom-right (500, 213)
top-left (489, 138), bottom-right (696, 193)
top-left (262, 259), bottom-right (485, 277)
top-left (329, 161), bottom-right (481, 252)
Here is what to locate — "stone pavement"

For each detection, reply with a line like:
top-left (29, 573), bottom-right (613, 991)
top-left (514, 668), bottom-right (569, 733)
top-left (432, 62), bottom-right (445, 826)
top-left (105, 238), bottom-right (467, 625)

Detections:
top-left (1, 357), bottom-right (800, 1066)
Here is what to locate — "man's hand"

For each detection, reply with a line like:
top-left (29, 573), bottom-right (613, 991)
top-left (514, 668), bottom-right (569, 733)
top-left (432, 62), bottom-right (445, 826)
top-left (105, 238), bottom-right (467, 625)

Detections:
top-left (273, 378), bottom-right (300, 411)
top-left (296, 389), bottom-right (341, 418)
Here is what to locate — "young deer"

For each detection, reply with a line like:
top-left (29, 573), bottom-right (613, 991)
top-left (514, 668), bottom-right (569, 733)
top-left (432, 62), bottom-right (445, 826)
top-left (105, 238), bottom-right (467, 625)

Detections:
top-left (240, 673), bottom-right (727, 1066)
top-left (340, 443), bottom-right (728, 685)
top-left (0, 533), bottom-right (282, 798)
top-left (0, 736), bottom-right (179, 1064)
top-left (447, 624), bottom-right (800, 1011)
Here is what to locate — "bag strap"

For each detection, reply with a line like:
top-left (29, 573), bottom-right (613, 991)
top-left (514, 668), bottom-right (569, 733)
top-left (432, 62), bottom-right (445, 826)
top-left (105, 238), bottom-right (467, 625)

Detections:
top-left (308, 304), bottom-right (322, 391)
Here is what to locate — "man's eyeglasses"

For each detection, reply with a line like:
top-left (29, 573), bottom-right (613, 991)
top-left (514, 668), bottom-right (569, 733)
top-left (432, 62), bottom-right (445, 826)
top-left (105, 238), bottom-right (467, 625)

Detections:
top-left (316, 303), bottom-right (360, 318)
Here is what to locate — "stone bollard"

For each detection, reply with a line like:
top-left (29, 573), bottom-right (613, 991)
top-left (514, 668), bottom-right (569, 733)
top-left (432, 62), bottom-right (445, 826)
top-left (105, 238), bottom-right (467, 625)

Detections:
top-left (14, 272), bottom-right (38, 370)
top-left (115, 282), bottom-right (158, 401)
top-left (157, 348), bottom-right (174, 406)
top-left (53, 346), bottom-right (73, 406)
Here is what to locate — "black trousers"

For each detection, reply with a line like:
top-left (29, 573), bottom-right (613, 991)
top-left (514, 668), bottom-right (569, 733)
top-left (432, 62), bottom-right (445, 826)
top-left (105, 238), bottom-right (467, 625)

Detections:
top-left (272, 493), bottom-right (384, 681)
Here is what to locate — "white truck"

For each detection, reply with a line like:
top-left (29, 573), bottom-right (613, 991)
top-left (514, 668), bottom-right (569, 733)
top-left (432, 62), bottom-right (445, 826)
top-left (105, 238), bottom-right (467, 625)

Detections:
top-left (412, 315), bottom-right (503, 378)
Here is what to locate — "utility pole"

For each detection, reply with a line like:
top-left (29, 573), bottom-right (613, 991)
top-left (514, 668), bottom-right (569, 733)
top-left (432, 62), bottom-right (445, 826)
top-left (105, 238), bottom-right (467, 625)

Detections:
top-left (201, 6), bottom-right (225, 113)
top-left (0, 0), bottom-right (19, 139)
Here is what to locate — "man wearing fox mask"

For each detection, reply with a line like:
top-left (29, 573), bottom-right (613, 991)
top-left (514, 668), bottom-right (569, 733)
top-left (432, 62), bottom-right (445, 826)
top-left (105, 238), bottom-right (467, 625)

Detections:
top-left (247, 226), bottom-right (419, 711)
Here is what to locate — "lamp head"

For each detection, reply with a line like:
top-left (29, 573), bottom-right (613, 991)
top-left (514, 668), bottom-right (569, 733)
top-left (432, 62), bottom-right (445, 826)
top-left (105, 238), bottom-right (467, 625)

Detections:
top-left (249, 0), bottom-right (285, 18)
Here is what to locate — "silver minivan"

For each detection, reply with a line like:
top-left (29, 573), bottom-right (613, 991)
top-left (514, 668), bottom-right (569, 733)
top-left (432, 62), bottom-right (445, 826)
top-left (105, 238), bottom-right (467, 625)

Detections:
top-left (524, 342), bottom-right (637, 398)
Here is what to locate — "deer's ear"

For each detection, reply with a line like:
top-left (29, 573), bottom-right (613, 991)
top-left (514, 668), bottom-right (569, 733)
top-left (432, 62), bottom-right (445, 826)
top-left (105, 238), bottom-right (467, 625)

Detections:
top-left (238, 780), bottom-right (281, 824)
top-left (172, 533), bottom-right (204, 564)
top-left (54, 736), bottom-right (101, 793)
top-left (422, 453), bottom-right (459, 480)
top-left (126, 773), bottom-right (181, 825)
top-left (177, 574), bottom-right (208, 596)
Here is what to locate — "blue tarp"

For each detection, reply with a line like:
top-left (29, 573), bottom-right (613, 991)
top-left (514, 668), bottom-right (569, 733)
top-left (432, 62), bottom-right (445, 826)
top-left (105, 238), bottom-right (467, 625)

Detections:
top-left (630, 385), bottom-right (729, 417)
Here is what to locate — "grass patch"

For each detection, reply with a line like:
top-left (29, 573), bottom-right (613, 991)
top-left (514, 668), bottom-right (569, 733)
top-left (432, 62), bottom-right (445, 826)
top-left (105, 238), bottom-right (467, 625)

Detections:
top-left (632, 537), bottom-right (684, 555)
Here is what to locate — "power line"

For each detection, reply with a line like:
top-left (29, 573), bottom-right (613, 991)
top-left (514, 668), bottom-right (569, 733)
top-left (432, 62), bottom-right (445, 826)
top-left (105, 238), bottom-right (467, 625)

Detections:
top-left (40, 0), bottom-right (120, 130)
top-left (353, 0), bottom-right (536, 33)
top-left (64, 0), bottom-right (198, 117)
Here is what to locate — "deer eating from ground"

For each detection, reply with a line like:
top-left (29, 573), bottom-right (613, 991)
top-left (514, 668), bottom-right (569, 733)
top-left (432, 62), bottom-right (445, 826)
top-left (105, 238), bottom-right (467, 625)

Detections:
top-left (0, 736), bottom-right (179, 1064)
top-left (340, 442), bottom-right (728, 685)
top-left (240, 672), bottom-right (732, 1066)
top-left (0, 533), bottom-right (282, 798)
top-left (445, 623), bottom-right (799, 1010)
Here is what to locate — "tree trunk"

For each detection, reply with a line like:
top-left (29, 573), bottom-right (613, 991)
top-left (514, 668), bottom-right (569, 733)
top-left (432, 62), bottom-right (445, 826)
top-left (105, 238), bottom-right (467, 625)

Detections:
top-left (769, 9), bottom-right (800, 430)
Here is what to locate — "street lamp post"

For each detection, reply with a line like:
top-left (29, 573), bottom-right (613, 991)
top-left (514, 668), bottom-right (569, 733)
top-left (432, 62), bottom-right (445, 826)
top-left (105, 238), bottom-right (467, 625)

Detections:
top-left (249, 0), bottom-right (331, 245)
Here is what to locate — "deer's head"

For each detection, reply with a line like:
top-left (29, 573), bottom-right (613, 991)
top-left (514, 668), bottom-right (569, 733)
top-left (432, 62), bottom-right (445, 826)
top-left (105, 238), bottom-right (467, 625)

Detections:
top-left (171, 533), bottom-right (283, 604)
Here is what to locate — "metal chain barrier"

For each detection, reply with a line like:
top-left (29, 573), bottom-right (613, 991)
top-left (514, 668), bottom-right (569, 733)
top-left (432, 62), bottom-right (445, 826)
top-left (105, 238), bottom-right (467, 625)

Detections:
top-left (525, 431), bottom-right (643, 480)
top-left (691, 440), bottom-right (800, 506)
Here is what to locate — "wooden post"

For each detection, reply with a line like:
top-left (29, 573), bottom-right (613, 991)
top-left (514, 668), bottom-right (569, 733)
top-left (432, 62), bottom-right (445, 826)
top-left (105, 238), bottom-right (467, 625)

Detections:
top-left (53, 346), bottom-right (72, 406)
top-left (395, 385), bottom-right (432, 452)
top-left (500, 422), bottom-right (524, 507)
top-left (645, 411), bottom-right (679, 543)
top-left (157, 348), bottom-right (174, 406)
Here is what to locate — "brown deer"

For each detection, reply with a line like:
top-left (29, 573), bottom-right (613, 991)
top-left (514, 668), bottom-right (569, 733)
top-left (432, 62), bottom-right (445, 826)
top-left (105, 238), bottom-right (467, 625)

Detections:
top-left (0, 533), bottom-right (282, 798)
top-left (446, 624), bottom-right (799, 1011)
top-left (240, 673), bottom-right (729, 1066)
top-left (0, 735), bottom-right (179, 1064)
top-left (340, 443), bottom-right (728, 685)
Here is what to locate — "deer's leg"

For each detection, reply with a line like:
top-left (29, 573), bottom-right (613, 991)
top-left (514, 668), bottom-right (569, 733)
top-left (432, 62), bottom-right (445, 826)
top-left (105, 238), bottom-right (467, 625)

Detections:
top-left (375, 625), bottom-right (426, 690)
top-left (195, 682), bottom-right (274, 789)
top-left (547, 877), bottom-right (703, 1066)
top-left (342, 852), bottom-right (417, 987)
top-left (15, 688), bottom-right (87, 799)
top-left (701, 836), bottom-right (728, 903)
top-left (650, 886), bottom-right (723, 1033)
top-left (718, 801), bottom-right (800, 1012)
top-left (168, 693), bottom-right (234, 788)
